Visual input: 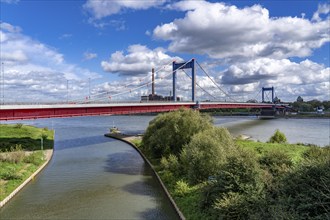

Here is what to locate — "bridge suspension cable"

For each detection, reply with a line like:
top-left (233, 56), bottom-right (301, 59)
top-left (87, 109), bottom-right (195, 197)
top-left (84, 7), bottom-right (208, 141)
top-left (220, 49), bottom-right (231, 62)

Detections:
top-left (195, 61), bottom-right (236, 102)
top-left (180, 69), bottom-right (217, 100)
top-left (72, 60), bottom-right (175, 103)
top-left (249, 88), bottom-right (262, 102)
top-left (77, 59), bottom-right (193, 103)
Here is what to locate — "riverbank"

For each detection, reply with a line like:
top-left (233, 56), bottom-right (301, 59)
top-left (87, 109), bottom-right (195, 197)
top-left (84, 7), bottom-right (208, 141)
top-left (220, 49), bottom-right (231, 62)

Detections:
top-left (0, 149), bottom-right (53, 208)
top-left (0, 124), bottom-right (54, 207)
top-left (105, 133), bottom-right (185, 220)
top-left (106, 132), bottom-right (314, 219)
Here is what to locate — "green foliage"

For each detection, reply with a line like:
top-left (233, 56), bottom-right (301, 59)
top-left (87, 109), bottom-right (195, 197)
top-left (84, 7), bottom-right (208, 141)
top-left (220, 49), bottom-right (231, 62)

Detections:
top-left (160, 154), bottom-right (180, 176)
top-left (277, 156), bottom-right (330, 219)
top-left (173, 180), bottom-right (192, 197)
top-left (0, 124), bottom-right (54, 151)
top-left (202, 148), bottom-right (264, 219)
top-left (0, 144), bottom-right (25, 163)
top-left (142, 108), bottom-right (212, 158)
top-left (259, 149), bottom-right (293, 177)
top-left (0, 167), bottom-right (22, 180)
top-left (181, 127), bottom-right (236, 184)
top-left (139, 109), bottom-right (329, 219)
top-left (41, 133), bottom-right (48, 140)
top-left (14, 123), bottom-right (23, 129)
top-left (23, 151), bottom-right (44, 166)
top-left (268, 129), bottom-right (287, 144)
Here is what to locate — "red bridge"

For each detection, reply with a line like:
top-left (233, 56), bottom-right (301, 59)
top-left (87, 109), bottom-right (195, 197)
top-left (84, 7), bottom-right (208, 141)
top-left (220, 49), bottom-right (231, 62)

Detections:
top-left (0, 102), bottom-right (284, 121)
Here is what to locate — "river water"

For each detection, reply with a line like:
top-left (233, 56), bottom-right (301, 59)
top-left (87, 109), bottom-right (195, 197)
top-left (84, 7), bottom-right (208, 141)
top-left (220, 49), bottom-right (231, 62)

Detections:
top-left (0, 116), bottom-right (329, 219)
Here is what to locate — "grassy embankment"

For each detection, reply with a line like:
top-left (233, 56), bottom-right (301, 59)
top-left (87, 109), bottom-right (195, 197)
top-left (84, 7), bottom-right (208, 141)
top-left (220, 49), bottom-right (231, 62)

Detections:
top-left (131, 138), bottom-right (314, 219)
top-left (0, 124), bottom-right (54, 201)
top-left (127, 108), bottom-right (329, 219)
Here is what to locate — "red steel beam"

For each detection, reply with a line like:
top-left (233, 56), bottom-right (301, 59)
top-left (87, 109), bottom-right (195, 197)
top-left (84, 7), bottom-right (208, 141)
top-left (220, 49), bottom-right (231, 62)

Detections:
top-left (0, 102), bottom-right (281, 120)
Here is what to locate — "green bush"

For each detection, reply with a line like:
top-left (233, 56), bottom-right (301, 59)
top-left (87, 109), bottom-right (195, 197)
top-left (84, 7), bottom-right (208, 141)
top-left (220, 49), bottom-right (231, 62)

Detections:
top-left (14, 123), bottom-right (23, 129)
top-left (160, 154), bottom-right (180, 176)
top-left (23, 151), bottom-right (44, 166)
top-left (0, 167), bottom-right (21, 180)
top-left (202, 148), bottom-right (264, 219)
top-left (268, 129), bottom-right (287, 143)
top-left (259, 149), bottom-right (293, 177)
top-left (174, 180), bottom-right (192, 197)
top-left (180, 127), bottom-right (236, 184)
top-left (277, 158), bottom-right (330, 219)
top-left (142, 108), bottom-right (212, 158)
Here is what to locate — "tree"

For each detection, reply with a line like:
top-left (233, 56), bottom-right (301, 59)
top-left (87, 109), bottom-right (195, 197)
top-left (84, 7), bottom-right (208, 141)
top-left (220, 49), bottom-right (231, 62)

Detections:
top-left (268, 129), bottom-right (287, 144)
top-left (297, 96), bottom-right (304, 102)
top-left (180, 127), bottom-right (236, 184)
top-left (142, 108), bottom-right (212, 158)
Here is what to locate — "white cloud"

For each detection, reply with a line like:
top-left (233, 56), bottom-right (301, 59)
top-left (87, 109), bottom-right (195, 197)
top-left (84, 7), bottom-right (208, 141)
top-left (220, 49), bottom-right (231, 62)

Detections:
top-left (83, 52), bottom-right (97, 60)
top-left (312, 3), bottom-right (330, 22)
top-left (83, 0), bottom-right (167, 19)
top-left (220, 58), bottom-right (330, 101)
top-left (0, 22), bottom-right (100, 102)
top-left (153, 1), bottom-right (330, 60)
top-left (101, 44), bottom-right (182, 76)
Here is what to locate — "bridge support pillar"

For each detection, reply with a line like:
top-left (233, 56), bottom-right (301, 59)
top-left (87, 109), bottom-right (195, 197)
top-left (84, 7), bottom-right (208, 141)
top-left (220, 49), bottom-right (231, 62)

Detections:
top-left (172, 63), bottom-right (177, 102)
top-left (172, 59), bottom-right (196, 102)
top-left (262, 87), bottom-right (274, 103)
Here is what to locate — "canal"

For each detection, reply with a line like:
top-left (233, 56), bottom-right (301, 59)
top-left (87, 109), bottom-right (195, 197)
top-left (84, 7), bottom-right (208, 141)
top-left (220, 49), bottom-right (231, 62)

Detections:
top-left (0, 115), bottom-right (329, 219)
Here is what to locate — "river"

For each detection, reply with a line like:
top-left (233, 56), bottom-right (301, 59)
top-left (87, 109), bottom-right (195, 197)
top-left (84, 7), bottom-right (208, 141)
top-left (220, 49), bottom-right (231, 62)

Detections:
top-left (0, 115), bottom-right (329, 219)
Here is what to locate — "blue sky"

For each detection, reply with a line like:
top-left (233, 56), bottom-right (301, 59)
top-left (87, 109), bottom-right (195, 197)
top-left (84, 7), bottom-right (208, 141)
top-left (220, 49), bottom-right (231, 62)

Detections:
top-left (1, 0), bottom-right (329, 102)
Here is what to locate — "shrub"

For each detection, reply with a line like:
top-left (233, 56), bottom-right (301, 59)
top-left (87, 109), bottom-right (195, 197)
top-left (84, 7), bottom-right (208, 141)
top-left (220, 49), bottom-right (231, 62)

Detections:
top-left (259, 150), bottom-right (293, 177)
top-left (0, 145), bottom-right (25, 163)
top-left (14, 123), bottom-right (23, 129)
top-left (174, 180), bottom-right (192, 197)
top-left (277, 157), bottom-right (330, 219)
top-left (202, 148), bottom-right (264, 219)
top-left (142, 108), bottom-right (212, 158)
top-left (23, 151), bottom-right (44, 166)
top-left (160, 154), bottom-right (180, 176)
top-left (180, 127), bottom-right (236, 184)
top-left (268, 129), bottom-right (287, 143)
top-left (41, 133), bottom-right (48, 140)
top-left (0, 167), bottom-right (21, 180)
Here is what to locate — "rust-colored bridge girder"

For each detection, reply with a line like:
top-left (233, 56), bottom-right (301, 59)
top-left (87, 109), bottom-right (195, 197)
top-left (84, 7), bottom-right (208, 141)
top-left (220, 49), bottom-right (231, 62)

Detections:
top-left (0, 102), bottom-right (284, 121)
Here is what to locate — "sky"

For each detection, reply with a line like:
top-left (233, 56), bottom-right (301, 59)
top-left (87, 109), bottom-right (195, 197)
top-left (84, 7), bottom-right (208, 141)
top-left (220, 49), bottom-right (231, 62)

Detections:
top-left (0, 0), bottom-right (329, 103)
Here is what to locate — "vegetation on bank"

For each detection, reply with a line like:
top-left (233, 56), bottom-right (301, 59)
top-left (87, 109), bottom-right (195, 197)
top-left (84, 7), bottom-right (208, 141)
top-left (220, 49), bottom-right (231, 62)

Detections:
top-left (0, 124), bottom-right (54, 201)
top-left (136, 108), bottom-right (330, 219)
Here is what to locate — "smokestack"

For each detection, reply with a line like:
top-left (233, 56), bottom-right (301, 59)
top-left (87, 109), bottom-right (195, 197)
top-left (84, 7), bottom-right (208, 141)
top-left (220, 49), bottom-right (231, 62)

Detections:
top-left (152, 68), bottom-right (155, 96)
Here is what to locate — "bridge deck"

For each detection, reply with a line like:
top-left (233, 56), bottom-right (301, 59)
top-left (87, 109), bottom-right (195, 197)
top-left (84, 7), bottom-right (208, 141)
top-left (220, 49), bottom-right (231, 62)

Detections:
top-left (0, 102), bottom-right (283, 120)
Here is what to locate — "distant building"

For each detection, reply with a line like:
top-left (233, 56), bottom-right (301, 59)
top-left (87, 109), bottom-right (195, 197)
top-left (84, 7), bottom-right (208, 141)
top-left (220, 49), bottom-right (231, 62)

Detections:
top-left (141, 94), bottom-right (180, 102)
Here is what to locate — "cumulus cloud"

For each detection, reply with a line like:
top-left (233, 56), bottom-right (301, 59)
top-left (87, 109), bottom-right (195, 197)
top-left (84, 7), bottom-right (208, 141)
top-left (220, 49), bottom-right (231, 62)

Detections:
top-left (0, 22), bottom-right (100, 102)
top-left (101, 44), bottom-right (182, 76)
top-left (220, 58), bottom-right (330, 101)
top-left (153, 1), bottom-right (330, 60)
top-left (312, 4), bottom-right (330, 22)
top-left (83, 0), bottom-right (167, 19)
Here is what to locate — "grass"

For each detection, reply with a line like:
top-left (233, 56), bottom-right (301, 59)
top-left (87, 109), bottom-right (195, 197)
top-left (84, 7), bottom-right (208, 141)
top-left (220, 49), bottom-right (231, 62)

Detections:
top-left (0, 124), bottom-right (54, 151)
top-left (236, 140), bottom-right (309, 164)
top-left (0, 124), bottom-right (54, 202)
